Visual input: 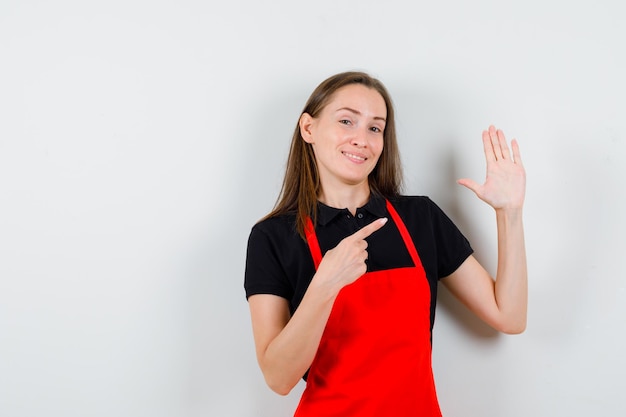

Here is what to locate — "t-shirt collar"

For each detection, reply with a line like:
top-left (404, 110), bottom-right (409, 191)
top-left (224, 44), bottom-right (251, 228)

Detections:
top-left (316, 194), bottom-right (387, 226)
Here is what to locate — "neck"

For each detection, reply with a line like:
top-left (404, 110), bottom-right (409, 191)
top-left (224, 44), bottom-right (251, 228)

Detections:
top-left (318, 181), bottom-right (371, 215)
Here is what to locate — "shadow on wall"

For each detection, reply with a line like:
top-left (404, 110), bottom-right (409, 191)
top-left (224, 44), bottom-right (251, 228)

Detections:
top-left (435, 147), bottom-right (500, 340)
top-left (392, 83), bottom-right (501, 340)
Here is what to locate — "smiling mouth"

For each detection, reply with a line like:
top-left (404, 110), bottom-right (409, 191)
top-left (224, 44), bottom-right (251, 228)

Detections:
top-left (342, 151), bottom-right (367, 162)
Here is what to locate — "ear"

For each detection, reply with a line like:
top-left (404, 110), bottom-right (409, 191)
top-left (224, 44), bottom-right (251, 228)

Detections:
top-left (299, 113), bottom-right (315, 144)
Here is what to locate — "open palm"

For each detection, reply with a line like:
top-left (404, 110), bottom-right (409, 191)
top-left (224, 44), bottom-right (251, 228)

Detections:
top-left (458, 125), bottom-right (526, 210)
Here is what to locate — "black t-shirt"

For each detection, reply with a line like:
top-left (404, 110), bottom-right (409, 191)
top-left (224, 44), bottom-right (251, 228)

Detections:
top-left (244, 195), bottom-right (473, 330)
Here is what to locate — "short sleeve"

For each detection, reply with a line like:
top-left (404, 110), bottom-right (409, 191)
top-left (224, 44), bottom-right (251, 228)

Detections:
top-left (426, 198), bottom-right (473, 278)
top-left (244, 224), bottom-right (293, 300)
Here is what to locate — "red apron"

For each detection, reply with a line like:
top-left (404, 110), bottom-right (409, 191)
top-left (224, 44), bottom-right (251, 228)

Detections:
top-left (294, 200), bottom-right (441, 417)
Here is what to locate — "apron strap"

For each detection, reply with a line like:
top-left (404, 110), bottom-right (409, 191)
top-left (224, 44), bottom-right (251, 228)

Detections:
top-left (305, 216), bottom-right (323, 269)
top-left (305, 199), bottom-right (423, 270)
top-left (385, 199), bottom-right (423, 268)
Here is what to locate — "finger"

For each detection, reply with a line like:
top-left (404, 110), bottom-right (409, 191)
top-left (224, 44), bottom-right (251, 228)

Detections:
top-left (482, 130), bottom-right (496, 163)
top-left (457, 178), bottom-right (481, 195)
top-left (511, 138), bottom-right (523, 166)
top-left (496, 128), bottom-right (510, 160)
top-left (352, 217), bottom-right (388, 240)
top-left (489, 125), bottom-right (504, 160)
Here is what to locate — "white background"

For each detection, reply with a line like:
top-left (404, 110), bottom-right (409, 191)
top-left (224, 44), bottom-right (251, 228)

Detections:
top-left (1, 1), bottom-right (624, 416)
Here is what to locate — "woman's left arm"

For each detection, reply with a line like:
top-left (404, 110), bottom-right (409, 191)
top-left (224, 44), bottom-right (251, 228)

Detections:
top-left (442, 125), bottom-right (527, 334)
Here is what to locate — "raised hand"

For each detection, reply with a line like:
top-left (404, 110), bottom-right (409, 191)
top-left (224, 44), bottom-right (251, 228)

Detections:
top-left (316, 217), bottom-right (388, 289)
top-left (457, 125), bottom-right (526, 210)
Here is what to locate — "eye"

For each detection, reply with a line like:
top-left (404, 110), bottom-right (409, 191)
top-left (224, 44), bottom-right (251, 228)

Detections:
top-left (339, 119), bottom-right (352, 125)
top-left (370, 126), bottom-right (382, 133)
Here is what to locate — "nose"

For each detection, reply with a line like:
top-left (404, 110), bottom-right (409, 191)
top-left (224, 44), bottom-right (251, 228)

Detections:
top-left (350, 127), bottom-right (368, 148)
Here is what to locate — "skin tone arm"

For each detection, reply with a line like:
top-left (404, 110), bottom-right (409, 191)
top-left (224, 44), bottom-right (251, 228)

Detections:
top-left (443, 125), bottom-right (527, 334)
top-left (248, 218), bottom-right (388, 395)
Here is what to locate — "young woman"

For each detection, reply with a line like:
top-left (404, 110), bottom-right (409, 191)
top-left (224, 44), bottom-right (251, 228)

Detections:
top-left (244, 71), bottom-right (527, 416)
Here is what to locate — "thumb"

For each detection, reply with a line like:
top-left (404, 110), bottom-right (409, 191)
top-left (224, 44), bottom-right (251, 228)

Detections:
top-left (457, 178), bottom-right (481, 194)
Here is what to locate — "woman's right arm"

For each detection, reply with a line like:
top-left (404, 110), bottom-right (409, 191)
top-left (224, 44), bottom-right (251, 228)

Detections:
top-left (248, 217), bottom-right (387, 395)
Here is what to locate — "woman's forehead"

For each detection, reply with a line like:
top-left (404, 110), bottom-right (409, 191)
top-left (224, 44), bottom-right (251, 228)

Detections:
top-left (324, 84), bottom-right (387, 117)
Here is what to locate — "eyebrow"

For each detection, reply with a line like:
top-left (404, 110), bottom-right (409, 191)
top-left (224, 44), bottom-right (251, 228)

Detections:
top-left (335, 107), bottom-right (387, 122)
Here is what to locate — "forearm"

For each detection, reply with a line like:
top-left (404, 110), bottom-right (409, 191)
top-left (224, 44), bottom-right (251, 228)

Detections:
top-left (493, 207), bottom-right (528, 333)
top-left (258, 277), bottom-right (339, 395)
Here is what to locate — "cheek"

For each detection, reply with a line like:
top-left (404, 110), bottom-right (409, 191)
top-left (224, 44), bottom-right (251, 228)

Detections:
top-left (373, 137), bottom-right (384, 155)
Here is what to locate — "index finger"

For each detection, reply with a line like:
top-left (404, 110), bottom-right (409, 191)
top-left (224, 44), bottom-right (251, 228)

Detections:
top-left (352, 217), bottom-right (388, 240)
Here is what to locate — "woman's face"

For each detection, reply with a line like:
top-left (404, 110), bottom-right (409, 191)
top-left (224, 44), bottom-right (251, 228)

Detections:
top-left (300, 84), bottom-right (387, 191)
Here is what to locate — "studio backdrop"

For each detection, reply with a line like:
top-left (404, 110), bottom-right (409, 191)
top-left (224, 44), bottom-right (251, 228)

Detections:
top-left (1, 1), bottom-right (624, 416)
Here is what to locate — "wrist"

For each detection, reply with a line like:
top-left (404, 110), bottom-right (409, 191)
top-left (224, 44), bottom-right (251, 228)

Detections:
top-left (308, 272), bottom-right (342, 304)
top-left (495, 207), bottom-right (524, 230)
top-left (495, 206), bottom-right (523, 217)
